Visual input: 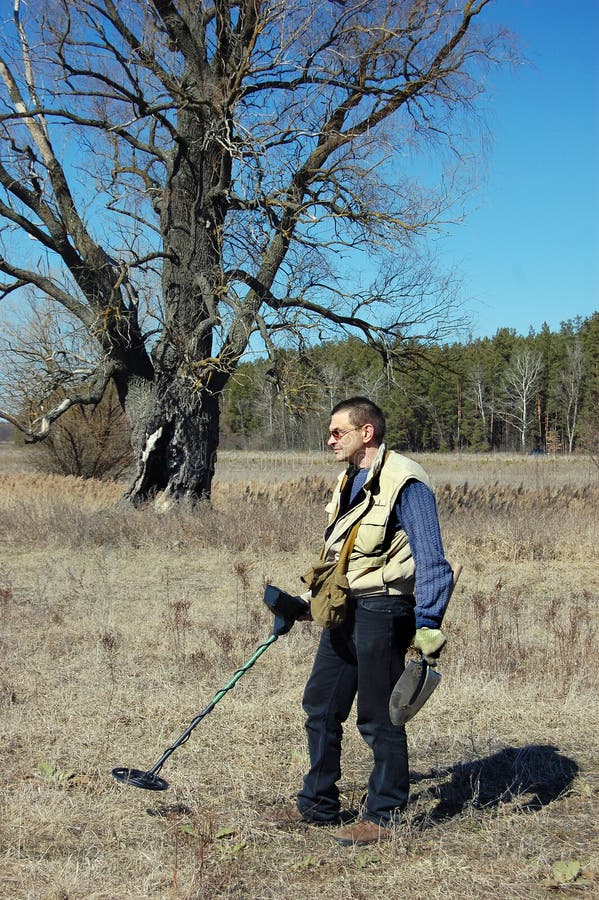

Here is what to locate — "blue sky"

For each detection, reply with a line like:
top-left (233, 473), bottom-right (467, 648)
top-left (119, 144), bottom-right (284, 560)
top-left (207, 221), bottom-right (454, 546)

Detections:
top-left (1, 0), bottom-right (596, 348)
top-left (439, 0), bottom-right (599, 338)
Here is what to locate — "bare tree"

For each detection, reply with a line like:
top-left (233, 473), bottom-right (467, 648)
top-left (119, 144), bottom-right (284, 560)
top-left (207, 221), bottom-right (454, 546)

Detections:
top-left (0, 0), bottom-right (511, 502)
top-left (465, 356), bottom-right (497, 448)
top-left (555, 340), bottom-right (584, 453)
top-left (468, 361), bottom-right (489, 428)
top-left (497, 346), bottom-right (544, 451)
top-left (319, 363), bottom-right (345, 413)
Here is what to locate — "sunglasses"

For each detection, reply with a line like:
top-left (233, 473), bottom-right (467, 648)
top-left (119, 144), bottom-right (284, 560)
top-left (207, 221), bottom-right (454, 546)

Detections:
top-left (329, 427), bottom-right (361, 440)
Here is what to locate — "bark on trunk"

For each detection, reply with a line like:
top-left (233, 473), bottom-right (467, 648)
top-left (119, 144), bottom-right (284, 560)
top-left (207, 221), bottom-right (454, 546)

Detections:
top-left (121, 71), bottom-right (230, 506)
top-left (123, 376), bottom-right (220, 505)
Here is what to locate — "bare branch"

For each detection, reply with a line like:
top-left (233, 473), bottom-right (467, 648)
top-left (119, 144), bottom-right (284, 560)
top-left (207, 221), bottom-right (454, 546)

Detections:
top-left (0, 256), bottom-right (94, 325)
top-left (0, 362), bottom-right (117, 443)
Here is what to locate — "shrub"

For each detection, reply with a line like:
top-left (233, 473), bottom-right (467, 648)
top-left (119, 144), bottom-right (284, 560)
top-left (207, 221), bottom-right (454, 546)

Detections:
top-left (30, 382), bottom-right (133, 480)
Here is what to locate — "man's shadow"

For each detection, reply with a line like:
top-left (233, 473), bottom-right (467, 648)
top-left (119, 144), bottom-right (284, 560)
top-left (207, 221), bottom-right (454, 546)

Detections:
top-left (409, 744), bottom-right (579, 825)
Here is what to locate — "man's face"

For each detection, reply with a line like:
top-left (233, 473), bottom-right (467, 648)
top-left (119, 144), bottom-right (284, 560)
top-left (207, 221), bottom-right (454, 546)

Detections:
top-left (327, 410), bottom-right (366, 464)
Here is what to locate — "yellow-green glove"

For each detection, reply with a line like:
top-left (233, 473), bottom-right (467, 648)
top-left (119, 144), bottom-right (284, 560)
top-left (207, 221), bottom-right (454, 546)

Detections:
top-left (413, 627), bottom-right (447, 667)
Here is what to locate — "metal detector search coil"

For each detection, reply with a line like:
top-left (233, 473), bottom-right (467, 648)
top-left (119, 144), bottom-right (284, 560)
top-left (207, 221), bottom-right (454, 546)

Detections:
top-left (112, 767), bottom-right (169, 791)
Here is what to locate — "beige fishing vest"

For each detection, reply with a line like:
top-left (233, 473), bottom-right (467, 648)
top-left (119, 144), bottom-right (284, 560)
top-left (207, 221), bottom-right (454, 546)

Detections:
top-left (323, 444), bottom-right (433, 599)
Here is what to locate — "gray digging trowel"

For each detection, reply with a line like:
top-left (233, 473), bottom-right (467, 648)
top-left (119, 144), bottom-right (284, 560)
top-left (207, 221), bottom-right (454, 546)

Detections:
top-left (388, 563), bottom-right (462, 726)
top-left (388, 657), bottom-right (441, 725)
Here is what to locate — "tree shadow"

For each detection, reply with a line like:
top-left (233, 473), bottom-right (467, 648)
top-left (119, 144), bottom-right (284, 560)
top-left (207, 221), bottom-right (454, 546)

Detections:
top-left (409, 744), bottom-right (579, 826)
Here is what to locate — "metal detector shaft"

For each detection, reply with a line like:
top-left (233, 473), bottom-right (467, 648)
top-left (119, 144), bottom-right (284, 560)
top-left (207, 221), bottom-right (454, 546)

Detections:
top-left (144, 632), bottom-right (279, 779)
top-left (113, 586), bottom-right (306, 791)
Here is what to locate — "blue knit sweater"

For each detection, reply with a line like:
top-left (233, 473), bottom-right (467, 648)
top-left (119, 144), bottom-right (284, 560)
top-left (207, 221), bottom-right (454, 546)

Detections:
top-left (349, 468), bottom-right (452, 628)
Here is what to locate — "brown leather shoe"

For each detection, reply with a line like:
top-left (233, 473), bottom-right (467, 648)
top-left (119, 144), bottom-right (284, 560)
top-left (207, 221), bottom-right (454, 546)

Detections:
top-left (332, 819), bottom-right (392, 846)
top-left (262, 800), bottom-right (307, 823)
top-left (263, 800), bottom-right (358, 826)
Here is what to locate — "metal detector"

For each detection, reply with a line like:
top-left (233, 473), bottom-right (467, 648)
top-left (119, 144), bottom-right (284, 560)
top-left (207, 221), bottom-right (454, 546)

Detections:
top-left (112, 586), bottom-right (309, 791)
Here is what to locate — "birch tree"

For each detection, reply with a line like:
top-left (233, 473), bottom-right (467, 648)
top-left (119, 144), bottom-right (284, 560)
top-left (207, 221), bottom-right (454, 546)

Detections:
top-left (556, 340), bottom-right (584, 453)
top-left (497, 346), bottom-right (544, 451)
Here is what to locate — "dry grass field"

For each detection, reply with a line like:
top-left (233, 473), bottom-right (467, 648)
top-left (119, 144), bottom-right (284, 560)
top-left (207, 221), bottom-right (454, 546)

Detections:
top-left (0, 444), bottom-right (598, 899)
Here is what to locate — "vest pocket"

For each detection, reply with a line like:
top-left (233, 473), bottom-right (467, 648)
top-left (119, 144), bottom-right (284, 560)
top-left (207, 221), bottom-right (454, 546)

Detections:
top-left (352, 502), bottom-right (388, 555)
top-left (347, 565), bottom-right (386, 594)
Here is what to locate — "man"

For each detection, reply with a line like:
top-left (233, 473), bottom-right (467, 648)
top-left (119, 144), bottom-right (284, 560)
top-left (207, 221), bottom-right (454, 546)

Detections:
top-left (277, 397), bottom-right (454, 846)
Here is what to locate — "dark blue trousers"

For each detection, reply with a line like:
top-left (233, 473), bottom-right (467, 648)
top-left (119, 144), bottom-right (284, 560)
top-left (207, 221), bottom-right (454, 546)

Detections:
top-left (297, 596), bottom-right (415, 825)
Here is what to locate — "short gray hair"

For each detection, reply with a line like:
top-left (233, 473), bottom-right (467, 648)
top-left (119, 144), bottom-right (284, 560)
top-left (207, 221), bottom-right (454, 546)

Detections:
top-left (330, 397), bottom-right (386, 442)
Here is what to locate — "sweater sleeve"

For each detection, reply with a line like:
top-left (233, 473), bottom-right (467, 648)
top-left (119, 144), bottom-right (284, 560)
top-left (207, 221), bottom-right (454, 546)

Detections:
top-left (396, 480), bottom-right (453, 629)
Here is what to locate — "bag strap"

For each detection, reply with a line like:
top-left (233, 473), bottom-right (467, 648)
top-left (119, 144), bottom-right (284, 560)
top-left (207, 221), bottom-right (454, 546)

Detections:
top-left (318, 496), bottom-right (368, 565)
top-left (336, 516), bottom-right (363, 574)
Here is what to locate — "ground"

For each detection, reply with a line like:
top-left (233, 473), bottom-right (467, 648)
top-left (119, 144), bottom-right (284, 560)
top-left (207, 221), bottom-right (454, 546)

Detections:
top-left (0, 446), bottom-right (597, 898)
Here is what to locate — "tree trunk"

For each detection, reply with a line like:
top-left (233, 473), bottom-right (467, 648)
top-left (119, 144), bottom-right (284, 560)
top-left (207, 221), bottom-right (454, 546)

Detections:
top-left (123, 377), bottom-right (220, 505)
top-left (121, 73), bottom-right (230, 505)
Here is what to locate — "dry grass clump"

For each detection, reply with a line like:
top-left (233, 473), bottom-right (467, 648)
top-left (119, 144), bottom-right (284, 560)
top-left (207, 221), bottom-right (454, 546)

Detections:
top-left (448, 579), bottom-right (597, 692)
top-left (444, 493), bottom-right (598, 565)
top-left (1, 468), bottom-right (596, 569)
top-left (435, 481), bottom-right (599, 514)
top-left (0, 470), bottom-right (122, 504)
top-left (0, 450), bottom-right (597, 898)
top-left (0, 471), bottom-right (325, 553)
